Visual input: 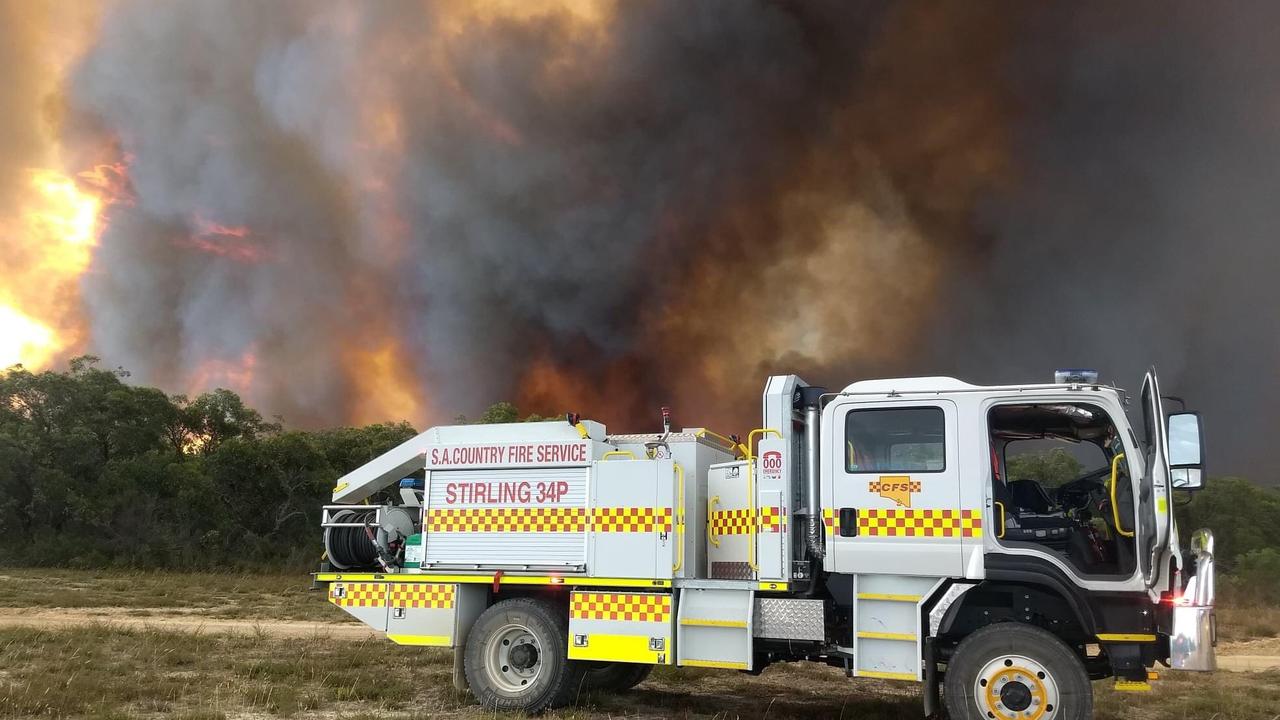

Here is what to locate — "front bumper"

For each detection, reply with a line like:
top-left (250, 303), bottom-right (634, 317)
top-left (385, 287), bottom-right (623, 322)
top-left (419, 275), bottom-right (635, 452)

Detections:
top-left (1170, 528), bottom-right (1216, 671)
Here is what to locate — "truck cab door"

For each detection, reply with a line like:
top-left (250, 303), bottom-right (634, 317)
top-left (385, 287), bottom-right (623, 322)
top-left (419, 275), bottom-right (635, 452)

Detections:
top-left (823, 400), bottom-right (965, 577)
top-left (1139, 370), bottom-right (1172, 586)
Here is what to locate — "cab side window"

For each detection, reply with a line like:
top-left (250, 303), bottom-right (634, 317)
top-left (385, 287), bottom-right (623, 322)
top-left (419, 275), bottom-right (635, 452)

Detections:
top-left (845, 407), bottom-right (945, 473)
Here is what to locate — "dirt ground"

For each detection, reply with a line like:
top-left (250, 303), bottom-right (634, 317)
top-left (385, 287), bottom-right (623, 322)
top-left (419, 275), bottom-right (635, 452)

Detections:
top-left (0, 569), bottom-right (1276, 719)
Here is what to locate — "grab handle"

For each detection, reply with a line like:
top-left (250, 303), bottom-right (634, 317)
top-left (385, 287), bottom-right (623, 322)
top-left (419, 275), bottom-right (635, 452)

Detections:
top-left (707, 495), bottom-right (721, 548)
top-left (1110, 453), bottom-right (1134, 538)
top-left (672, 463), bottom-right (686, 573)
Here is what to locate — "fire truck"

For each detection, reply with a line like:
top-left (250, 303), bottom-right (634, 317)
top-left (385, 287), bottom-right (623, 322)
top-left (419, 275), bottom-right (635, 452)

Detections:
top-left (315, 370), bottom-right (1215, 718)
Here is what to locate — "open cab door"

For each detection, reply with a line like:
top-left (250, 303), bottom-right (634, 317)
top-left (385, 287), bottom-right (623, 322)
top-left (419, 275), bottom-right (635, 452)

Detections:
top-left (1139, 370), bottom-right (1172, 587)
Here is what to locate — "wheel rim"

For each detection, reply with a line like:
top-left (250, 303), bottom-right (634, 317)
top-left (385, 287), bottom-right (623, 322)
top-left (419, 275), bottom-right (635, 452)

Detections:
top-left (483, 622), bottom-right (543, 693)
top-left (973, 654), bottom-right (1059, 720)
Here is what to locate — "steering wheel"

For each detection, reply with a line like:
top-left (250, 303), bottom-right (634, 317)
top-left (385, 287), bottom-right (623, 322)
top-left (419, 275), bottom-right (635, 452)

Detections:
top-left (1055, 466), bottom-right (1112, 509)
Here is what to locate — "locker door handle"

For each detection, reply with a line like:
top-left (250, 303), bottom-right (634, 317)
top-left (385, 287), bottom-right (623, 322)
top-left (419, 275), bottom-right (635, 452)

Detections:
top-left (838, 508), bottom-right (858, 537)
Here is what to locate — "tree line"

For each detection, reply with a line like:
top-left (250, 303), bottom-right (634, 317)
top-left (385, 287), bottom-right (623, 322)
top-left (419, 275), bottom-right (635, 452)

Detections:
top-left (0, 359), bottom-right (1277, 593)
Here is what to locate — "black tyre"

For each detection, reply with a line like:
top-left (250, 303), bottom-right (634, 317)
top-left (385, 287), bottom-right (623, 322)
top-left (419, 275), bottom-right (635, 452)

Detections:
top-left (943, 623), bottom-right (1092, 720)
top-left (581, 662), bottom-right (653, 692)
top-left (464, 598), bottom-right (583, 713)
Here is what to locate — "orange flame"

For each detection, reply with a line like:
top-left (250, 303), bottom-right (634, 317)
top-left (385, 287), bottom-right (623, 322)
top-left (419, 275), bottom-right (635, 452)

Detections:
top-left (193, 215), bottom-right (250, 238)
top-left (179, 214), bottom-right (265, 263)
top-left (347, 338), bottom-right (425, 425)
top-left (186, 350), bottom-right (257, 398)
top-left (0, 166), bottom-right (120, 369)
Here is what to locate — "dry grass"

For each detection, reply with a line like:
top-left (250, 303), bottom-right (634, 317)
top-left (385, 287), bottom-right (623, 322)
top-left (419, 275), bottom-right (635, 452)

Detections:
top-left (0, 569), bottom-right (1273, 719)
top-left (0, 625), bottom-right (440, 719)
top-left (0, 624), bottom-right (1273, 720)
top-left (1217, 602), bottom-right (1280, 642)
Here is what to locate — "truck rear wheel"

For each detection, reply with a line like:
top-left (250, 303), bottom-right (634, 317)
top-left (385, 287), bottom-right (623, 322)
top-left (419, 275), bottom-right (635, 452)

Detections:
top-left (464, 598), bottom-right (583, 713)
top-left (943, 623), bottom-right (1092, 720)
top-left (582, 662), bottom-right (653, 691)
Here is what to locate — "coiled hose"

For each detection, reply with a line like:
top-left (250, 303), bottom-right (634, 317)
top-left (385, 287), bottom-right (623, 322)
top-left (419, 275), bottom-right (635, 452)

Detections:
top-left (324, 508), bottom-right (380, 569)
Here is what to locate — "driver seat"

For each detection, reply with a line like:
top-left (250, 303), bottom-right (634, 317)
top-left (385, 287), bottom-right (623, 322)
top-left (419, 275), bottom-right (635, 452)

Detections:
top-left (996, 478), bottom-right (1076, 548)
top-left (1007, 479), bottom-right (1055, 514)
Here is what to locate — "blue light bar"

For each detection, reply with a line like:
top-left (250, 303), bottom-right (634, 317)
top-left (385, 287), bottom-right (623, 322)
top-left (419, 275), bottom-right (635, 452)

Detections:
top-left (1054, 369), bottom-right (1099, 384)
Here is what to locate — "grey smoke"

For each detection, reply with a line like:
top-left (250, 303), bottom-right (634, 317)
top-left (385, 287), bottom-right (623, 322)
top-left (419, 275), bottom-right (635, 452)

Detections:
top-left (906, 2), bottom-right (1280, 481)
top-left (61, 1), bottom-right (1280, 480)
top-left (66, 0), bottom-right (880, 420)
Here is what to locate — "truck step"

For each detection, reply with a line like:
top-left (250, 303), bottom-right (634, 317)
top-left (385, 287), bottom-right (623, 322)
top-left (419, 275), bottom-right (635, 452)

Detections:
top-left (676, 588), bottom-right (754, 671)
top-left (1113, 680), bottom-right (1152, 692)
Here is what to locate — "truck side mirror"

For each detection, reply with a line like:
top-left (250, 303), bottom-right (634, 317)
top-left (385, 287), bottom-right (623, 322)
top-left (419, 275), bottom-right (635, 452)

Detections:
top-left (1168, 412), bottom-right (1205, 490)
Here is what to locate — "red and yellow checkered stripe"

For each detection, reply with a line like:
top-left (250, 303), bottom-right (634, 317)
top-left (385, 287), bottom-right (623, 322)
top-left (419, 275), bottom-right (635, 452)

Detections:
top-left (329, 582), bottom-right (386, 608)
top-left (823, 508), bottom-right (982, 538)
top-left (427, 507), bottom-right (587, 532)
top-left (860, 509), bottom-right (982, 538)
top-left (710, 506), bottom-right (785, 535)
top-left (387, 583), bottom-right (453, 609)
top-left (425, 506), bottom-right (672, 533)
top-left (822, 507), bottom-right (840, 534)
top-left (758, 506), bottom-right (785, 533)
top-left (593, 507), bottom-right (673, 533)
top-left (571, 593), bottom-right (671, 622)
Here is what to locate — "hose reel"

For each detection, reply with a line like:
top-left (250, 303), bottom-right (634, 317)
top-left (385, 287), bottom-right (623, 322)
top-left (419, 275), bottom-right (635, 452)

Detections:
top-left (323, 505), bottom-right (417, 570)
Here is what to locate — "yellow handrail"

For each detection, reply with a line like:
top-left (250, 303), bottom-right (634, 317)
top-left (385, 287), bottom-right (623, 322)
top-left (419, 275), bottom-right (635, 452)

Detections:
top-left (707, 496), bottom-right (721, 548)
top-left (1110, 452), bottom-right (1134, 538)
top-left (742, 428), bottom-right (781, 574)
top-left (994, 501), bottom-right (1006, 539)
top-left (744, 428), bottom-right (782, 460)
top-left (694, 428), bottom-right (741, 456)
top-left (672, 463), bottom-right (685, 573)
top-left (601, 450), bottom-right (636, 461)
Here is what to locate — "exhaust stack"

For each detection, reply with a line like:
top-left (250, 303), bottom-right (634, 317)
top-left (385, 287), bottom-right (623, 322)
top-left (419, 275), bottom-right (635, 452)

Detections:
top-left (801, 386), bottom-right (826, 562)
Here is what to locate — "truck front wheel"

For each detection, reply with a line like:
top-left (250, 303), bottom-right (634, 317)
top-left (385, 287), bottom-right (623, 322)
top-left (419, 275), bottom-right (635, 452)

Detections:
top-left (943, 623), bottom-right (1092, 720)
top-left (464, 598), bottom-right (583, 712)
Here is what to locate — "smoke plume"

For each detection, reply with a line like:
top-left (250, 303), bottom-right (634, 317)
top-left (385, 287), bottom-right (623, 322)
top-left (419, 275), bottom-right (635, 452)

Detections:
top-left (3, 1), bottom-right (1277, 478)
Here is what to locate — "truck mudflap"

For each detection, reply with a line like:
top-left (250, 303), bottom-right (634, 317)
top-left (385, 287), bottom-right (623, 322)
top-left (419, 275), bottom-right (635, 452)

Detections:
top-left (1171, 529), bottom-right (1216, 671)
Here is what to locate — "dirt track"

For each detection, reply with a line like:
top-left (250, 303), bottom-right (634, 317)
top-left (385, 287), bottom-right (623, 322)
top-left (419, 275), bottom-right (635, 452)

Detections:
top-left (0, 607), bottom-right (1271, 672)
top-left (0, 607), bottom-right (378, 640)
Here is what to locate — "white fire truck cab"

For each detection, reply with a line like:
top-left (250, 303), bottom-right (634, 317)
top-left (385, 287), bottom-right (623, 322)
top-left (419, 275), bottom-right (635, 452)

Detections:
top-left (315, 369), bottom-right (1215, 719)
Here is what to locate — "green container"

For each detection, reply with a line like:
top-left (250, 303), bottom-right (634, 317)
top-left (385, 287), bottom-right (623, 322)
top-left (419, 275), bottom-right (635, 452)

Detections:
top-left (404, 533), bottom-right (424, 569)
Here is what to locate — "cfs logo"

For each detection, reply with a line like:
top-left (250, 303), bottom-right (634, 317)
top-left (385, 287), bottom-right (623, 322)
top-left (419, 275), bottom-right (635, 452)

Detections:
top-left (869, 475), bottom-right (921, 508)
top-left (761, 450), bottom-right (783, 480)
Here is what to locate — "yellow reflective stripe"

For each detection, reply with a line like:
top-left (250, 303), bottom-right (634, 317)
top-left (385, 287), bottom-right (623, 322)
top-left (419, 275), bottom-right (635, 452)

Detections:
top-left (856, 593), bottom-right (921, 602)
top-left (680, 618), bottom-right (747, 629)
top-left (332, 482), bottom-right (349, 494)
top-left (857, 631), bottom-right (916, 641)
top-left (681, 658), bottom-right (749, 670)
top-left (757, 581), bottom-right (788, 592)
top-left (1097, 633), bottom-right (1157, 642)
top-left (386, 634), bottom-right (451, 647)
top-left (858, 670), bottom-right (917, 681)
top-left (315, 573), bottom-right (672, 588)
